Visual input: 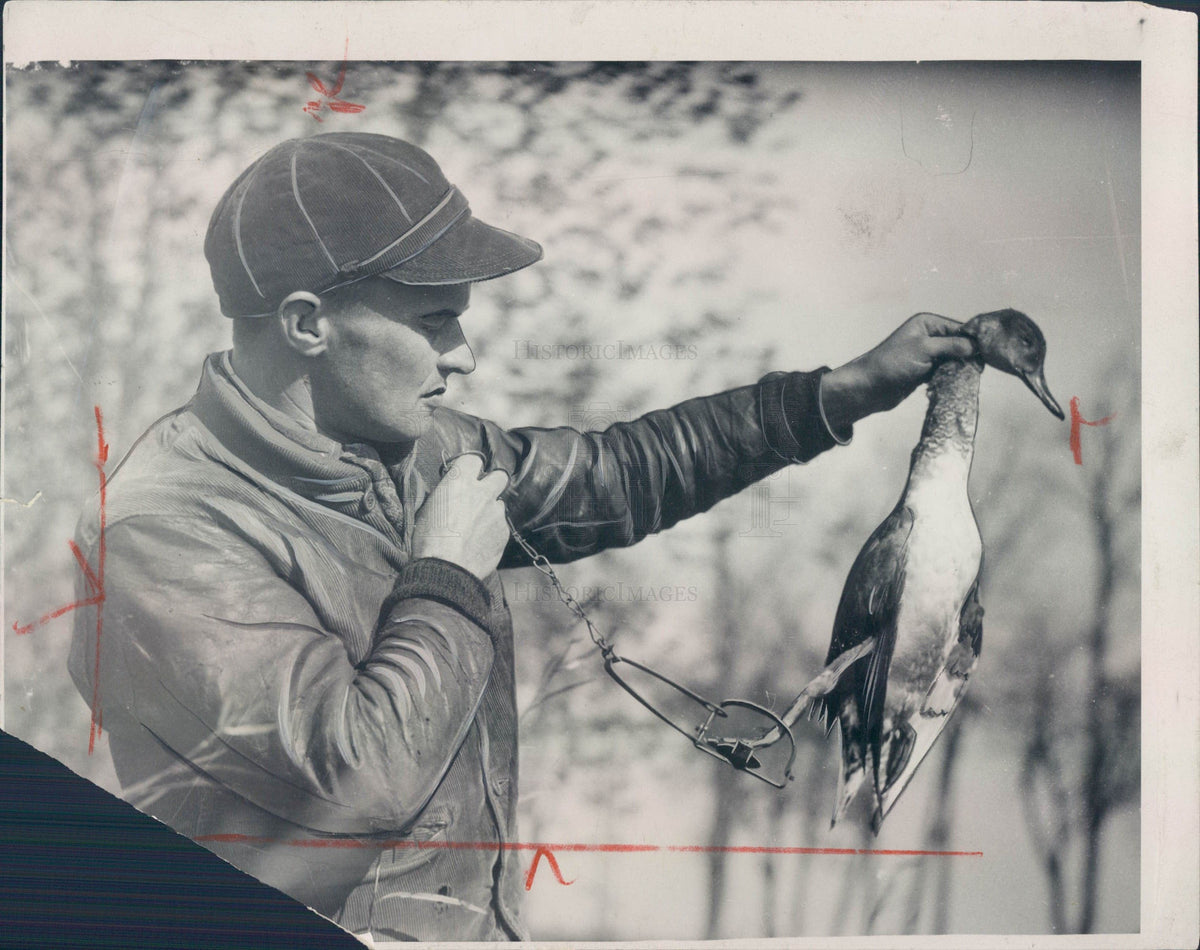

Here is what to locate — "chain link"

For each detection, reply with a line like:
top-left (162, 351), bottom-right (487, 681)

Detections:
top-left (505, 512), bottom-right (798, 788)
top-left (435, 450), bottom-right (614, 654)
top-left (505, 515), bottom-right (614, 655)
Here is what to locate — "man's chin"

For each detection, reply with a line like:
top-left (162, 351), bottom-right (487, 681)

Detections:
top-left (379, 406), bottom-right (437, 445)
top-left (332, 410), bottom-right (434, 449)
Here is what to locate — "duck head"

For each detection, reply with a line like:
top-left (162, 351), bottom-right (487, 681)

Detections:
top-left (962, 308), bottom-right (1065, 419)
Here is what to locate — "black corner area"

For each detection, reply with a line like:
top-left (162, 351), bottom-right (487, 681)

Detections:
top-left (0, 729), bottom-right (361, 949)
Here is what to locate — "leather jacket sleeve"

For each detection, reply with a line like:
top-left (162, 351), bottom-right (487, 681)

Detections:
top-left (419, 369), bottom-right (840, 565)
top-left (68, 514), bottom-right (496, 837)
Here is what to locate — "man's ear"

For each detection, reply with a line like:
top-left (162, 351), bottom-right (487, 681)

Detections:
top-left (277, 291), bottom-right (329, 357)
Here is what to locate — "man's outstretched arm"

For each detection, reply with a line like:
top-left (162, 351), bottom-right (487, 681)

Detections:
top-left (421, 313), bottom-right (975, 565)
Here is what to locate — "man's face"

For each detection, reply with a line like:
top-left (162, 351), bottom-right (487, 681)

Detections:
top-left (306, 278), bottom-right (475, 445)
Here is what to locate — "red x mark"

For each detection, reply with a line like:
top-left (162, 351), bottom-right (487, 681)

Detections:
top-left (12, 405), bottom-right (109, 754)
top-left (1068, 396), bottom-right (1117, 465)
top-left (303, 38), bottom-right (366, 122)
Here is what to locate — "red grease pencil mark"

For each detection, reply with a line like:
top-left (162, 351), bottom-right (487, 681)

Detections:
top-left (195, 834), bottom-right (983, 859)
top-left (1069, 396), bottom-right (1116, 465)
top-left (524, 846), bottom-right (575, 890)
top-left (302, 38), bottom-right (366, 122)
top-left (12, 406), bottom-right (109, 754)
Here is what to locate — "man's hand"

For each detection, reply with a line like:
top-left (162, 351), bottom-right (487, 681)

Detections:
top-left (412, 454), bottom-right (511, 581)
top-left (820, 312), bottom-right (977, 434)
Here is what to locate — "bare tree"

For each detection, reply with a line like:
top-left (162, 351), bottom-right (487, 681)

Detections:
top-left (903, 700), bottom-right (975, 934)
top-left (1015, 388), bottom-right (1140, 934)
top-left (1076, 413), bottom-right (1140, 933)
top-left (704, 518), bottom-right (740, 939)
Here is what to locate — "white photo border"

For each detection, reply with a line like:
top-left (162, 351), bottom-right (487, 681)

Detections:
top-left (3, 3), bottom-right (1197, 948)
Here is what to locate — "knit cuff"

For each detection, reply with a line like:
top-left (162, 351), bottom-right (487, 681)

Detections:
top-left (758, 369), bottom-right (849, 464)
top-left (817, 373), bottom-right (854, 446)
top-left (382, 558), bottom-right (494, 636)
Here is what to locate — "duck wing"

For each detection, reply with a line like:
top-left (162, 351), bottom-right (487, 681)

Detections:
top-left (813, 503), bottom-right (915, 737)
top-left (822, 504), bottom-right (914, 826)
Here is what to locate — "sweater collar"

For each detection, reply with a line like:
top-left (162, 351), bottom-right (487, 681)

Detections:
top-left (193, 351), bottom-right (376, 501)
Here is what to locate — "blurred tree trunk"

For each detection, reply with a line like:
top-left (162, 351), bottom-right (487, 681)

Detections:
top-left (760, 776), bottom-right (787, 935)
top-left (704, 520), bottom-right (739, 940)
top-left (705, 765), bottom-right (739, 939)
top-left (1076, 420), bottom-right (1128, 934)
top-left (403, 64), bottom-right (465, 147)
top-left (829, 826), bottom-right (872, 934)
top-left (902, 709), bottom-right (968, 934)
top-left (860, 840), bottom-right (882, 934)
top-left (929, 709), bottom-right (969, 933)
top-left (1020, 642), bottom-right (1073, 935)
top-left (80, 145), bottom-right (121, 451)
top-left (789, 773), bottom-right (822, 934)
top-left (124, 156), bottom-right (165, 424)
top-left (1011, 384), bottom-right (1138, 936)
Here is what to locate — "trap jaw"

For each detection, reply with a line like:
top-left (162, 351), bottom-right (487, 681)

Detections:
top-left (693, 699), bottom-right (799, 789)
top-left (602, 648), bottom-right (799, 790)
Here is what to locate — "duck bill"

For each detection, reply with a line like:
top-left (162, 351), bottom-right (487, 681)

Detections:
top-left (1020, 368), bottom-right (1065, 419)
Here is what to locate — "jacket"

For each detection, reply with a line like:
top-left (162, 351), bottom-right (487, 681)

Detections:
top-left (68, 351), bottom-right (842, 941)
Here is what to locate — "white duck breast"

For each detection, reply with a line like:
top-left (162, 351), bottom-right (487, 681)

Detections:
top-left (875, 364), bottom-right (985, 818)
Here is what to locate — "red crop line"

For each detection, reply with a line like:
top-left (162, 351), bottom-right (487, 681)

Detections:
top-left (88, 406), bottom-right (109, 755)
top-left (12, 593), bottom-right (105, 635)
top-left (68, 539), bottom-right (101, 595)
top-left (11, 406), bottom-right (109, 655)
top-left (194, 834), bottom-right (982, 858)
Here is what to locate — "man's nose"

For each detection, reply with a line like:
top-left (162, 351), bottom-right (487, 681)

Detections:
top-left (438, 321), bottom-right (476, 376)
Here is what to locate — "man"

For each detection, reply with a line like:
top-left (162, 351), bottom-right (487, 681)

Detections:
top-left (69, 132), bottom-right (974, 942)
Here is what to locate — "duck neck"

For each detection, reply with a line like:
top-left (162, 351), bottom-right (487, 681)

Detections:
top-left (901, 359), bottom-right (982, 507)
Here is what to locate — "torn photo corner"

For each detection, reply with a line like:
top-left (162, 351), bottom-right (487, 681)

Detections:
top-left (2, 2), bottom-right (1197, 948)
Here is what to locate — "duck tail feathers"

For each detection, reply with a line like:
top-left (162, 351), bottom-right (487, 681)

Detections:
top-left (832, 760), bottom-right (867, 829)
top-left (805, 696), bottom-right (836, 736)
top-left (877, 713), bottom-right (952, 825)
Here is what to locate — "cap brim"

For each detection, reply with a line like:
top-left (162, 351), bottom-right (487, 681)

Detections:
top-left (380, 213), bottom-right (542, 286)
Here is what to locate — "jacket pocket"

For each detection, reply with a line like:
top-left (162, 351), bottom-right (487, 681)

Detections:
top-left (388, 803), bottom-right (453, 873)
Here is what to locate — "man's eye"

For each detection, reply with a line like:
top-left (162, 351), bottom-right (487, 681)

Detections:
top-left (421, 316), bottom-right (449, 331)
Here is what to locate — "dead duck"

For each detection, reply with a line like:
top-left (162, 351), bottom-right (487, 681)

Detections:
top-left (810, 308), bottom-right (1063, 832)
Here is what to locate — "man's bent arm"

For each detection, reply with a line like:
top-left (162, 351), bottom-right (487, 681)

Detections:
top-left (68, 515), bottom-right (495, 836)
top-left (423, 369), bottom-right (836, 565)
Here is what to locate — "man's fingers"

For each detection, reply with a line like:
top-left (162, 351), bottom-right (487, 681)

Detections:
top-left (909, 312), bottom-right (974, 358)
top-left (445, 453), bottom-right (509, 496)
top-left (913, 312), bottom-right (965, 336)
top-left (926, 334), bottom-right (977, 361)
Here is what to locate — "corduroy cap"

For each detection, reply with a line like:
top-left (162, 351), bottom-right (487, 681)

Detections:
top-left (204, 133), bottom-right (543, 318)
